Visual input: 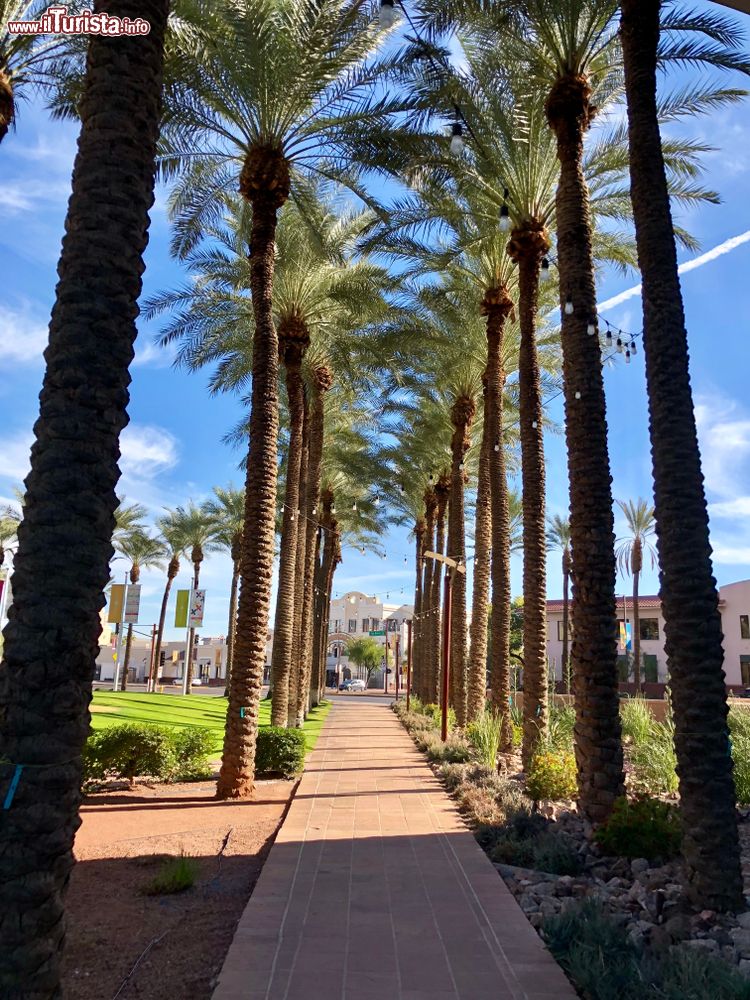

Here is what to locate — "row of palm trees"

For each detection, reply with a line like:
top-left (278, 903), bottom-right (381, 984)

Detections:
top-left (0, 0), bottom-right (748, 991)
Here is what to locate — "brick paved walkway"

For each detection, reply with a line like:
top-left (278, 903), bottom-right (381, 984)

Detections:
top-left (213, 698), bottom-right (575, 1000)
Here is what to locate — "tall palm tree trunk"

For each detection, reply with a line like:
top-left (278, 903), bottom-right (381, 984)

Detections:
top-left (217, 148), bottom-right (289, 799)
top-left (484, 288), bottom-right (514, 752)
top-left (412, 518), bottom-right (426, 702)
top-left (562, 549), bottom-right (571, 693)
top-left (620, 0), bottom-right (741, 908)
top-left (510, 227), bottom-right (551, 766)
top-left (632, 540), bottom-right (642, 692)
top-left (449, 399), bottom-right (475, 728)
top-left (152, 556), bottom-right (178, 692)
top-left (312, 491), bottom-right (334, 690)
top-left (468, 409), bottom-right (492, 722)
top-left (292, 401), bottom-right (310, 726)
top-left (270, 346), bottom-right (305, 727)
top-left (299, 366), bottom-right (332, 708)
top-left (0, 2), bottom-right (170, 991)
top-left (419, 492), bottom-right (437, 701)
top-left (223, 542), bottom-right (240, 697)
top-left (546, 77), bottom-right (624, 823)
top-left (429, 478), bottom-right (449, 704)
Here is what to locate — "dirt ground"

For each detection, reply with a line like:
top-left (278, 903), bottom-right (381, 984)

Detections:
top-left (61, 774), bottom-right (296, 1000)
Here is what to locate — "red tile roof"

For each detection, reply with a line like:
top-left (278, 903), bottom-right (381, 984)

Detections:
top-left (546, 596), bottom-right (662, 612)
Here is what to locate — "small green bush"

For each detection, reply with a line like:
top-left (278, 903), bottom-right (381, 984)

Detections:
top-left (546, 705), bottom-right (576, 753)
top-left (620, 696), bottom-right (653, 746)
top-left (492, 829), bottom-right (581, 875)
top-left (402, 710), bottom-right (437, 732)
top-left (657, 945), bottom-right (750, 1000)
top-left (733, 735), bottom-right (750, 805)
top-left (729, 708), bottom-right (750, 741)
top-left (526, 750), bottom-right (577, 802)
top-left (424, 734), bottom-right (472, 764)
top-left (630, 718), bottom-right (678, 795)
top-left (438, 762), bottom-right (469, 791)
top-left (595, 795), bottom-right (681, 861)
top-left (466, 710), bottom-right (502, 769)
top-left (142, 853), bottom-right (199, 896)
top-left (172, 727), bottom-right (216, 781)
top-left (255, 727), bottom-right (306, 778)
top-left (83, 724), bottom-right (177, 787)
top-left (421, 702), bottom-right (457, 732)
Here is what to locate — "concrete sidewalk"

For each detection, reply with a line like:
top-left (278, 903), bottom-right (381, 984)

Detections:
top-left (213, 699), bottom-right (575, 1000)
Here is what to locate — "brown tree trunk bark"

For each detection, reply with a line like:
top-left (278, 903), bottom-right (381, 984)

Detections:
top-left (0, 2), bottom-right (170, 991)
top-left (121, 622), bottom-right (134, 690)
top-left (223, 546), bottom-right (240, 698)
top-left (546, 75), bottom-right (624, 823)
top-left (270, 349), bottom-right (305, 727)
top-left (428, 478), bottom-right (449, 704)
top-left (467, 408), bottom-right (491, 723)
top-left (292, 397), bottom-right (310, 726)
top-left (449, 400), bottom-right (475, 727)
top-left (412, 518), bottom-right (426, 704)
top-left (485, 289), bottom-right (514, 752)
top-left (217, 145), bottom-right (290, 799)
top-left (632, 566), bottom-right (641, 692)
top-left (152, 557), bottom-right (178, 692)
top-left (562, 551), bottom-right (571, 694)
top-left (621, 0), bottom-right (741, 909)
top-left (419, 491), bottom-right (437, 702)
top-left (509, 227), bottom-right (550, 767)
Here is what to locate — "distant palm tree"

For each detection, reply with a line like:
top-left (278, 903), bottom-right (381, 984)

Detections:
top-left (169, 503), bottom-right (220, 694)
top-left (113, 529), bottom-right (167, 689)
top-left (547, 515), bottom-right (572, 693)
top-left (113, 497), bottom-right (148, 541)
top-left (203, 485), bottom-right (245, 696)
top-left (152, 509), bottom-right (190, 692)
top-left (616, 499), bottom-right (657, 692)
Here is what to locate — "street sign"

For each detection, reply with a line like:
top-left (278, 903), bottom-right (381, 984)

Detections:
top-left (123, 584), bottom-right (141, 624)
top-left (369, 629), bottom-right (385, 637)
top-left (190, 589), bottom-right (206, 627)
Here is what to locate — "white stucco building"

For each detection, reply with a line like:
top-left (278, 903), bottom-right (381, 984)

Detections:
top-left (327, 590), bottom-right (414, 686)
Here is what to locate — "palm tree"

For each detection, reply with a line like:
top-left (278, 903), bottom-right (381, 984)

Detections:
top-left (203, 485), bottom-right (245, 696)
top-left (0, 2), bottom-right (170, 991)
top-left (620, 0), bottom-right (749, 910)
top-left (152, 508), bottom-right (189, 692)
top-left (615, 499), bottom-right (657, 691)
top-left (170, 502), bottom-right (219, 694)
top-left (113, 496), bottom-right (148, 541)
top-left (160, 0), bottom-right (404, 797)
top-left (113, 529), bottom-right (167, 689)
top-left (547, 514), bottom-right (572, 693)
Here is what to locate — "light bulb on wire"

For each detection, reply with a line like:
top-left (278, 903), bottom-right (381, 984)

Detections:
top-left (630, 341), bottom-right (637, 355)
top-left (564, 296), bottom-right (574, 316)
top-left (352, 500), bottom-right (358, 512)
top-left (378, 0), bottom-right (397, 28)
top-left (616, 338), bottom-right (624, 354)
top-left (587, 320), bottom-right (597, 336)
top-left (374, 494), bottom-right (380, 507)
top-left (605, 329), bottom-right (613, 348)
top-left (449, 122), bottom-right (464, 156)
top-left (541, 258), bottom-right (551, 282)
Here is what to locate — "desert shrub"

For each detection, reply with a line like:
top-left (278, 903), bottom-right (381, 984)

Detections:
top-left (83, 724), bottom-right (177, 787)
top-left (732, 735), bottom-right (750, 804)
top-left (492, 829), bottom-right (581, 875)
top-left (620, 696), bottom-right (653, 746)
top-left (401, 710), bottom-right (437, 733)
top-left (438, 762), bottom-right (469, 791)
top-left (595, 795), bottom-right (681, 861)
top-left (142, 853), bottom-right (198, 896)
top-left (172, 727), bottom-right (215, 781)
top-left (630, 718), bottom-right (678, 795)
top-left (729, 708), bottom-right (750, 741)
top-left (546, 704), bottom-right (576, 753)
top-left (255, 727), bottom-right (306, 778)
top-left (466, 710), bottom-right (502, 769)
top-left (421, 702), bottom-right (456, 731)
top-left (656, 946), bottom-right (750, 1000)
top-left (526, 751), bottom-right (577, 802)
top-left (458, 784), bottom-right (507, 825)
top-left (424, 734), bottom-right (472, 764)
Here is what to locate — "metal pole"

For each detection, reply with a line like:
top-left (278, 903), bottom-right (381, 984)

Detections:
top-left (395, 635), bottom-right (400, 698)
top-left (146, 624), bottom-right (156, 692)
top-left (406, 619), bottom-right (413, 711)
top-left (440, 571), bottom-right (453, 742)
top-left (182, 586), bottom-right (193, 696)
top-left (384, 635), bottom-right (389, 694)
top-left (112, 573), bottom-right (127, 692)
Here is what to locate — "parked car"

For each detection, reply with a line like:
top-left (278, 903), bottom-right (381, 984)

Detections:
top-left (348, 679), bottom-right (366, 692)
top-left (339, 679), bottom-right (352, 691)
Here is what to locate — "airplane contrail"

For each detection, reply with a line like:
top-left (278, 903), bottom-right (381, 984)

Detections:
top-left (597, 229), bottom-right (750, 313)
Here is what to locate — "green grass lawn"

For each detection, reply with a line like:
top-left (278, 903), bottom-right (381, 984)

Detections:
top-left (90, 691), bottom-right (331, 755)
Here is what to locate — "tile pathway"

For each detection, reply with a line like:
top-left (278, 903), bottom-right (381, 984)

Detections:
top-left (213, 697), bottom-right (576, 1000)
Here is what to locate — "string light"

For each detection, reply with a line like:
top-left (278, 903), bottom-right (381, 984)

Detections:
top-left (575, 391), bottom-right (581, 400)
top-left (352, 500), bottom-right (358, 512)
top-left (630, 341), bottom-right (637, 355)
top-left (378, 0), bottom-right (397, 29)
top-left (541, 258), bottom-right (551, 281)
top-left (564, 295), bottom-right (574, 316)
top-left (331, 504), bottom-right (336, 515)
top-left (494, 437), bottom-right (500, 453)
top-left (616, 337), bottom-right (624, 354)
top-left (449, 122), bottom-right (464, 156)
top-left (499, 189), bottom-right (511, 232)
top-left (625, 349), bottom-right (631, 364)
top-left (399, 482), bottom-right (405, 494)
top-left (587, 320), bottom-right (597, 336)
top-left (532, 421), bottom-right (538, 429)
top-left (605, 329), bottom-right (613, 348)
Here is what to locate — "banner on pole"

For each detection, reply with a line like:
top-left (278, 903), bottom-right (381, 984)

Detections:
top-left (108, 584), bottom-right (125, 623)
top-left (124, 584), bottom-right (141, 624)
top-left (190, 590), bottom-right (206, 627)
top-left (175, 590), bottom-right (190, 628)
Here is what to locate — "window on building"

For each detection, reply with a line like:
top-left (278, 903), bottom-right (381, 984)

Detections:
top-left (742, 656), bottom-right (750, 687)
top-left (556, 620), bottom-right (570, 641)
top-left (362, 618), bottom-right (370, 633)
top-left (640, 618), bottom-right (660, 641)
top-left (742, 615), bottom-right (750, 640)
top-left (348, 619), bottom-right (357, 634)
top-left (371, 618), bottom-right (379, 631)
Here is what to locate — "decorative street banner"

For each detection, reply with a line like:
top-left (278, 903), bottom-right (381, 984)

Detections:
top-left (124, 584), bottom-right (141, 624)
top-left (174, 590), bottom-right (190, 629)
top-left (619, 621), bottom-right (632, 651)
top-left (108, 584), bottom-right (125, 623)
top-left (190, 590), bottom-right (206, 627)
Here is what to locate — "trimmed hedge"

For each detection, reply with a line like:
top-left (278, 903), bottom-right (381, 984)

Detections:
top-left (82, 723), bottom-right (214, 787)
top-left (255, 727), bottom-right (307, 778)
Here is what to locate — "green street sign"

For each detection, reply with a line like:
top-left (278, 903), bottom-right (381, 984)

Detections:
top-left (369, 630), bottom-right (385, 637)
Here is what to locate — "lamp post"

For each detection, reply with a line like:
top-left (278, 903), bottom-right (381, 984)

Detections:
top-left (406, 619), bottom-right (413, 711)
top-left (424, 551), bottom-right (466, 741)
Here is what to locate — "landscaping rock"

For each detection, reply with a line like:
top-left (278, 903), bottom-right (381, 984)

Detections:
top-left (739, 959), bottom-right (750, 980)
top-left (736, 911), bottom-right (750, 930)
top-left (664, 914), bottom-right (691, 942)
top-left (630, 858), bottom-right (650, 877)
top-left (730, 927), bottom-right (750, 958)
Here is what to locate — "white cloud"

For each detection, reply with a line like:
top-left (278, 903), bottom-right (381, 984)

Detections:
top-left (0, 431), bottom-right (33, 483)
top-left (0, 304), bottom-right (48, 366)
top-left (598, 230), bottom-right (750, 313)
top-left (133, 339), bottom-right (174, 368)
top-left (0, 180), bottom-right (73, 216)
top-left (120, 425), bottom-right (179, 481)
top-left (711, 545), bottom-right (750, 566)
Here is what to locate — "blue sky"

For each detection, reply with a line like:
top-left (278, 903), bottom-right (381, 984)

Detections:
top-left (2, 1), bottom-right (750, 640)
